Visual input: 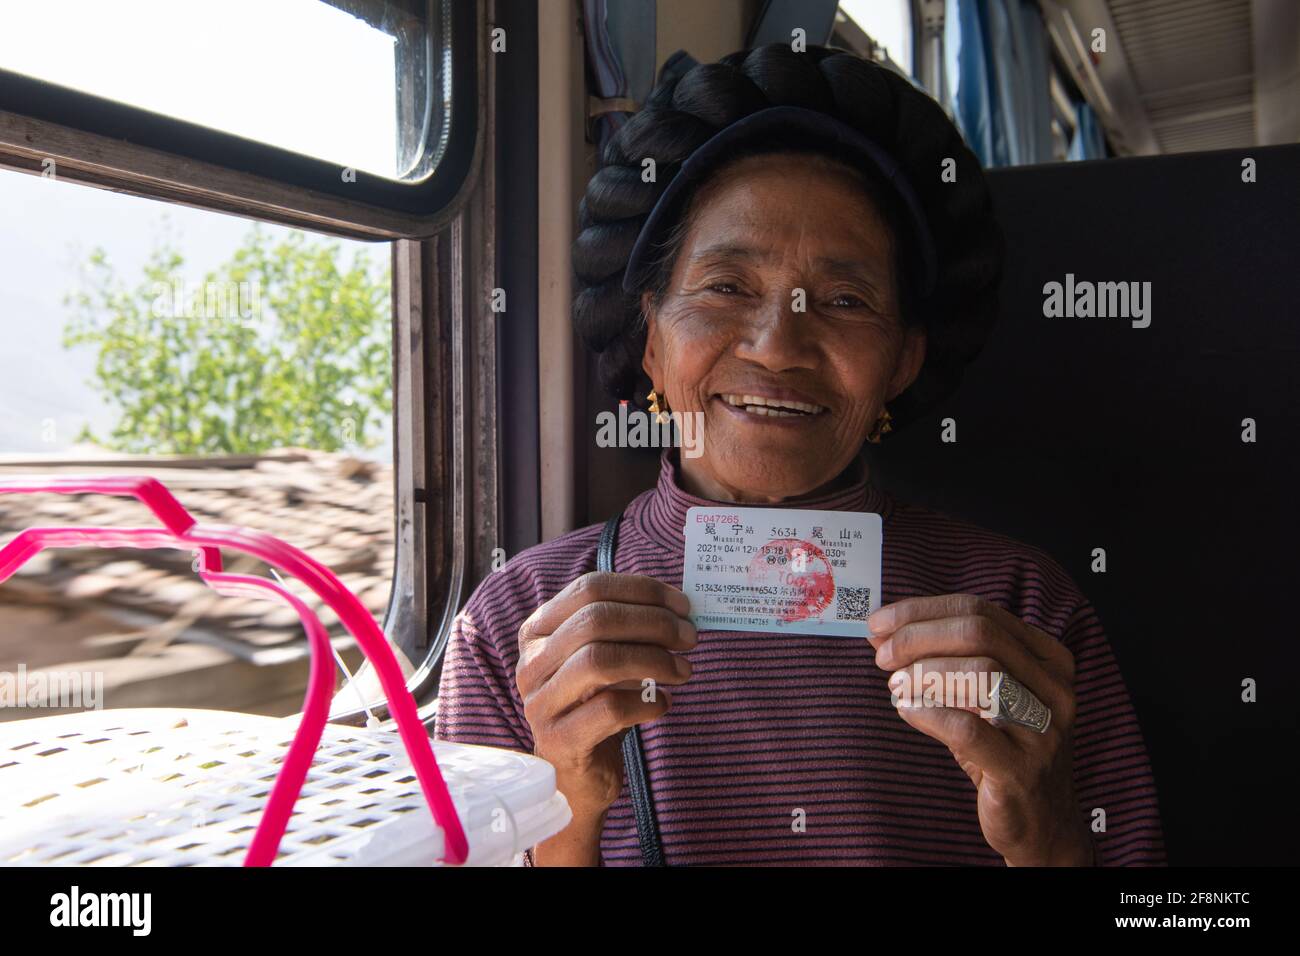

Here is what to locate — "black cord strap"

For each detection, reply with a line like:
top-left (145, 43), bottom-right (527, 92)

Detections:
top-left (598, 511), bottom-right (666, 867)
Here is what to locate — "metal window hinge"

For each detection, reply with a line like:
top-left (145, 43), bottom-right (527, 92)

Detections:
top-left (920, 0), bottom-right (945, 36)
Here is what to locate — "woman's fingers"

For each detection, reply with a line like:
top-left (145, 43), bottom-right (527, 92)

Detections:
top-left (887, 655), bottom-right (1001, 714)
top-left (872, 593), bottom-right (1068, 662)
top-left (526, 640), bottom-right (692, 721)
top-left (522, 571), bottom-right (691, 640)
top-left (519, 598), bottom-right (697, 690)
top-left (516, 571), bottom-right (697, 771)
top-left (515, 573), bottom-right (695, 829)
top-left (870, 596), bottom-right (1087, 863)
top-left (888, 655), bottom-right (1068, 750)
top-left (551, 687), bottom-right (673, 754)
top-left (891, 697), bottom-right (1021, 780)
top-left (870, 607), bottom-right (1071, 721)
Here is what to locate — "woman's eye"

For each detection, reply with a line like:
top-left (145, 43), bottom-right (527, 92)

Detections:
top-left (829, 292), bottom-right (867, 308)
top-left (707, 281), bottom-right (740, 294)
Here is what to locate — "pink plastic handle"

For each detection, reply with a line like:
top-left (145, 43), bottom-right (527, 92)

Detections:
top-left (0, 475), bottom-right (469, 866)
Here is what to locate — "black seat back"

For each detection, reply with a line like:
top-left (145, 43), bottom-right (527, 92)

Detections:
top-left (865, 145), bottom-right (1300, 864)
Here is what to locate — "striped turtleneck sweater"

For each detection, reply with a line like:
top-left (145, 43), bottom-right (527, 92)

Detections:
top-left (434, 450), bottom-right (1165, 865)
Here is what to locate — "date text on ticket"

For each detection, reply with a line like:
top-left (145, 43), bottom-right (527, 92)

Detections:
top-left (682, 506), bottom-right (883, 637)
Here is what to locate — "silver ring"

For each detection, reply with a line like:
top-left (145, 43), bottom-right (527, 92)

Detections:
top-left (987, 672), bottom-right (1052, 734)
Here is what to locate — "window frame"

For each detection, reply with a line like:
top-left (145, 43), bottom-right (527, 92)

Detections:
top-left (832, 0), bottom-right (919, 83)
top-left (0, 0), bottom-right (502, 727)
top-left (352, 0), bottom-right (531, 721)
top-left (0, 0), bottom-right (480, 240)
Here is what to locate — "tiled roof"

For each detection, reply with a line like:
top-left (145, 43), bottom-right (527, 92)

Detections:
top-left (0, 449), bottom-right (393, 715)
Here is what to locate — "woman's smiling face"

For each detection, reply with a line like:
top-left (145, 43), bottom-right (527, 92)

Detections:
top-left (641, 151), bottom-right (927, 502)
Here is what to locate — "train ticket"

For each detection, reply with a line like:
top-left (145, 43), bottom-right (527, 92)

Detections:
top-left (681, 506), bottom-right (883, 636)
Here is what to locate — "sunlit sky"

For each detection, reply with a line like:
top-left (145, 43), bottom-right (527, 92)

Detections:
top-left (0, 0), bottom-right (399, 177)
top-left (0, 0), bottom-right (396, 459)
top-left (840, 0), bottom-right (913, 73)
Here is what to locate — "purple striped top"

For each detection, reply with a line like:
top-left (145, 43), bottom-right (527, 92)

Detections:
top-left (435, 450), bottom-right (1165, 865)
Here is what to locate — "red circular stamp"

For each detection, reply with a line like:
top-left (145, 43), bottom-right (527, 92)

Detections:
top-left (747, 538), bottom-right (835, 623)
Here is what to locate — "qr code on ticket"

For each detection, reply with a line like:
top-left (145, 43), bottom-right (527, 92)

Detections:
top-left (835, 586), bottom-right (874, 621)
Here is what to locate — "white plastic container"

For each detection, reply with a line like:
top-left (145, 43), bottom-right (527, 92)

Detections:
top-left (0, 708), bottom-right (570, 866)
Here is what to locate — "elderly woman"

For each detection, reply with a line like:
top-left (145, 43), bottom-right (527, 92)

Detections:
top-left (436, 44), bottom-right (1164, 866)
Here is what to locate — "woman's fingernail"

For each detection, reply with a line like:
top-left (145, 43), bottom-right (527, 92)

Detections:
top-left (874, 640), bottom-right (892, 670)
top-left (678, 617), bottom-right (698, 646)
top-left (868, 606), bottom-right (894, 636)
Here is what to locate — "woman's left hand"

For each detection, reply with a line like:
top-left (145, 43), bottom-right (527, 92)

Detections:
top-left (868, 593), bottom-right (1095, 866)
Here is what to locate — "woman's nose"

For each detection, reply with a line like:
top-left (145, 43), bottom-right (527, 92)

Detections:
top-left (733, 291), bottom-right (820, 372)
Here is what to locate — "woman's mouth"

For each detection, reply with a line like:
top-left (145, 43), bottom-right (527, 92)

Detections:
top-left (716, 393), bottom-right (827, 420)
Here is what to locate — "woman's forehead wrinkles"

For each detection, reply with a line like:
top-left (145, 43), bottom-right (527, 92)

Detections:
top-left (686, 195), bottom-right (891, 263)
top-left (817, 255), bottom-right (888, 280)
top-left (688, 241), bottom-right (763, 264)
top-left (686, 240), bottom-right (885, 280)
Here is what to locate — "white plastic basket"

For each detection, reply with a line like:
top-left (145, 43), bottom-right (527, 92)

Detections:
top-left (0, 708), bottom-right (570, 867)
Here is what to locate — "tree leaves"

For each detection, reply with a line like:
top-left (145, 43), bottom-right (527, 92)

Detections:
top-left (63, 226), bottom-right (393, 456)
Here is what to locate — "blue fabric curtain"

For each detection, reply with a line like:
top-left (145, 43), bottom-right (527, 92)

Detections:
top-left (1068, 101), bottom-right (1108, 160)
top-left (947, 0), bottom-right (1054, 167)
top-left (583, 0), bottom-right (657, 154)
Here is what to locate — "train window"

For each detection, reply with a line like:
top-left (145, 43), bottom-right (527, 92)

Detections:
top-left (0, 0), bottom-right (436, 182)
top-left (837, 0), bottom-right (915, 75)
top-left (0, 169), bottom-right (396, 720)
top-left (0, 0), bottom-right (478, 235)
top-left (937, 0), bottom-right (1091, 166)
top-left (0, 0), bottom-right (485, 734)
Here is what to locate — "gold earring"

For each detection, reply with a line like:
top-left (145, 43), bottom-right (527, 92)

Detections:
top-left (867, 408), bottom-right (893, 444)
top-left (646, 388), bottom-right (669, 425)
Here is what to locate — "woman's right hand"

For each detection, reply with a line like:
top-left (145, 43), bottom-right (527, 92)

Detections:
top-left (516, 571), bottom-right (696, 863)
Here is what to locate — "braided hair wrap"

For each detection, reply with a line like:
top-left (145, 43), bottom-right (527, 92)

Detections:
top-left (571, 43), bottom-right (1004, 427)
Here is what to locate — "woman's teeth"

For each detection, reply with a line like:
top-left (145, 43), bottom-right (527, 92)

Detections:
top-left (720, 394), bottom-right (824, 417)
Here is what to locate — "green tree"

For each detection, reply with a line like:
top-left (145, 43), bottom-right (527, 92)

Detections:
top-left (63, 226), bottom-right (391, 455)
